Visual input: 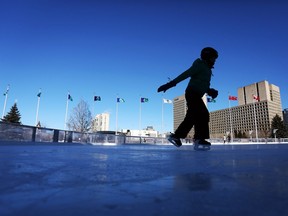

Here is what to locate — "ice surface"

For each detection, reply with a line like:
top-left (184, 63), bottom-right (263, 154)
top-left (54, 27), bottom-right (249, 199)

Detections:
top-left (1, 141), bottom-right (288, 216)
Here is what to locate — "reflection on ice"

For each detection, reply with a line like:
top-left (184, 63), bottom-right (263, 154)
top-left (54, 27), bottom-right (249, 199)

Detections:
top-left (1, 143), bottom-right (288, 216)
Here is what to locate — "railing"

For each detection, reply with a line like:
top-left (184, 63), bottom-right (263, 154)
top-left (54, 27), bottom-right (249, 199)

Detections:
top-left (0, 122), bottom-right (287, 145)
top-left (0, 122), bottom-right (164, 145)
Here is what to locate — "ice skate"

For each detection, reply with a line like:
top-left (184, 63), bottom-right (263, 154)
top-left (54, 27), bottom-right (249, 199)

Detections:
top-left (193, 139), bottom-right (211, 151)
top-left (168, 133), bottom-right (182, 147)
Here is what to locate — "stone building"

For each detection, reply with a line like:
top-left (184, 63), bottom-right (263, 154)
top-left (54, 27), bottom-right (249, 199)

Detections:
top-left (173, 80), bottom-right (283, 139)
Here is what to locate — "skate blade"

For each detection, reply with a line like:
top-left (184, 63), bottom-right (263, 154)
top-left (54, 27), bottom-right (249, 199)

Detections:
top-left (168, 138), bottom-right (182, 147)
top-left (194, 144), bottom-right (211, 151)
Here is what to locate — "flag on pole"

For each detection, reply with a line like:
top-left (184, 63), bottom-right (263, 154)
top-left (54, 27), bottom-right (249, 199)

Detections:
top-left (35, 89), bottom-right (41, 125)
top-left (253, 94), bottom-right (260, 101)
top-left (163, 98), bottom-right (172, 104)
top-left (3, 85), bottom-right (9, 96)
top-left (141, 97), bottom-right (149, 103)
top-left (94, 96), bottom-right (101, 101)
top-left (229, 96), bottom-right (237, 100)
top-left (68, 94), bottom-right (73, 101)
top-left (117, 98), bottom-right (125, 103)
top-left (207, 98), bottom-right (216, 103)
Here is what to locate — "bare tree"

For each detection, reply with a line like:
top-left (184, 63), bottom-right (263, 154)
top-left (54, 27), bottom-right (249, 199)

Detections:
top-left (67, 99), bottom-right (92, 132)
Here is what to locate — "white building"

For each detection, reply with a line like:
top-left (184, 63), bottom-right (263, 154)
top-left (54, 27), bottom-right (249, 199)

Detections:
top-left (121, 126), bottom-right (159, 137)
top-left (92, 113), bottom-right (110, 132)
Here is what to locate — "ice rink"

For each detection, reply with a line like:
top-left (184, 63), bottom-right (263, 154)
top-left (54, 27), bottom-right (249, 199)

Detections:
top-left (1, 141), bottom-right (288, 216)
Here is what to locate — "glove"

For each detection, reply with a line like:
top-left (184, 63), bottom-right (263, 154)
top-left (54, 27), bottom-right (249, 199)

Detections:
top-left (207, 88), bottom-right (218, 99)
top-left (157, 81), bottom-right (176, 93)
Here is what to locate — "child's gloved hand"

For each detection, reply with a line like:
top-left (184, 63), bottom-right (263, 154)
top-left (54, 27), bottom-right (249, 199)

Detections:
top-left (207, 88), bottom-right (218, 99)
top-left (157, 81), bottom-right (176, 93)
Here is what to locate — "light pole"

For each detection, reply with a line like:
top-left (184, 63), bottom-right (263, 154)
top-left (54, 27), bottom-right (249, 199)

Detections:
top-left (249, 130), bottom-right (253, 142)
top-left (273, 129), bottom-right (278, 142)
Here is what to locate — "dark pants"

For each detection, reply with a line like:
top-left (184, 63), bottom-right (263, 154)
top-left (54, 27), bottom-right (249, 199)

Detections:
top-left (174, 87), bottom-right (210, 140)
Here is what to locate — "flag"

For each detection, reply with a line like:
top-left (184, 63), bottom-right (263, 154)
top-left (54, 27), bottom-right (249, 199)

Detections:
top-left (117, 98), bottom-right (125, 103)
top-left (253, 95), bottom-right (260, 101)
top-left (94, 96), bottom-right (101, 101)
top-left (37, 92), bottom-right (41, 97)
top-left (141, 97), bottom-right (149, 103)
top-left (68, 94), bottom-right (73, 101)
top-left (229, 96), bottom-right (237, 100)
top-left (3, 85), bottom-right (9, 96)
top-left (163, 98), bottom-right (172, 104)
top-left (207, 98), bottom-right (216, 103)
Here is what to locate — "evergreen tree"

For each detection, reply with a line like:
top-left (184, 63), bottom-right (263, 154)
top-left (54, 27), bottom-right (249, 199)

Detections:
top-left (2, 103), bottom-right (21, 124)
top-left (234, 129), bottom-right (238, 138)
top-left (270, 114), bottom-right (288, 138)
top-left (237, 131), bottom-right (242, 138)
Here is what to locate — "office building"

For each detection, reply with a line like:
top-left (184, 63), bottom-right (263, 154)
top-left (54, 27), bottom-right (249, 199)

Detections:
top-left (173, 80), bottom-right (283, 139)
top-left (173, 94), bottom-right (207, 137)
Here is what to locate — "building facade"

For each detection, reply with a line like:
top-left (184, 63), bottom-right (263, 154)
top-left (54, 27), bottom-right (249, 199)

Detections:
top-left (173, 80), bottom-right (283, 139)
top-left (121, 126), bottom-right (158, 137)
top-left (92, 112), bottom-right (110, 131)
top-left (173, 94), bottom-right (207, 137)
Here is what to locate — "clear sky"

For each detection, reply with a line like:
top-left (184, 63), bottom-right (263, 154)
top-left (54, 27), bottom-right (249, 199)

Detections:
top-left (1, 0), bottom-right (287, 133)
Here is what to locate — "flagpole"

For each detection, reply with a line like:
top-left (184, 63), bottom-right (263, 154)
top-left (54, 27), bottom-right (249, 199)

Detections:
top-left (253, 95), bottom-right (259, 142)
top-left (93, 96), bottom-right (95, 132)
top-left (2, 85), bottom-right (9, 119)
top-left (93, 92), bottom-right (95, 118)
top-left (253, 83), bottom-right (259, 142)
top-left (228, 93), bottom-right (234, 143)
top-left (162, 97), bottom-right (164, 135)
top-left (139, 97), bottom-right (142, 136)
top-left (161, 97), bottom-right (164, 143)
top-left (64, 92), bottom-right (69, 130)
top-left (116, 98), bottom-right (118, 135)
top-left (35, 89), bottom-right (41, 126)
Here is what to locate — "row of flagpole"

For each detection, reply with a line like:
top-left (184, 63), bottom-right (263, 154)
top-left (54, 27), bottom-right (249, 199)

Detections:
top-left (1, 85), bottom-right (43, 127)
top-left (71, 92), bottom-right (257, 139)
top-left (1, 85), bottom-right (173, 132)
top-left (115, 97), bottom-right (172, 136)
top-left (65, 93), bottom-right (260, 138)
top-left (1, 84), bottom-right (261, 140)
top-left (1, 86), bottom-right (43, 127)
top-left (1, 85), bottom-right (75, 129)
top-left (228, 93), bottom-right (260, 142)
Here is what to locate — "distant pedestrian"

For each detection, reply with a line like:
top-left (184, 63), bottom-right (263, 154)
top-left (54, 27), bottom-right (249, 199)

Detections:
top-left (227, 135), bottom-right (231, 143)
top-left (223, 135), bottom-right (226, 144)
top-left (157, 47), bottom-right (219, 148)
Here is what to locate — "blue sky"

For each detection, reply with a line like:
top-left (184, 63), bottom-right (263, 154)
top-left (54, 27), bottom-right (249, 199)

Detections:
top-left (1, 0), bottom-right (287, 132)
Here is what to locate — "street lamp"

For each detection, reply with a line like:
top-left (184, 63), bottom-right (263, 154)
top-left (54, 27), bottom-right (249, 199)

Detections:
top-left (273, 129), bottom-right (278, 142)
top-left (249, 130), bottom-right (253, 142)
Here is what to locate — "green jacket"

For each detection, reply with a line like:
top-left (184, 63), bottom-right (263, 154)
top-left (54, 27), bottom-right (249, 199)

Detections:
top-left (172, 58), bottom-right (212, 96)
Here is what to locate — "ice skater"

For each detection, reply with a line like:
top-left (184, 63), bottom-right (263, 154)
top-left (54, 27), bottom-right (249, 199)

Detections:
top-left (157, 47), bottom-right (219, 150)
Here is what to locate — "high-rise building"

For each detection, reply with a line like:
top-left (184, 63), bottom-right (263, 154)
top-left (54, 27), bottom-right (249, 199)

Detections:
top-left (92, 112), bottom-right (110, 131)
top-left (237, 81), bottom-right (282, 109)
top-left (173, 80), bottom-right (283, 139)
